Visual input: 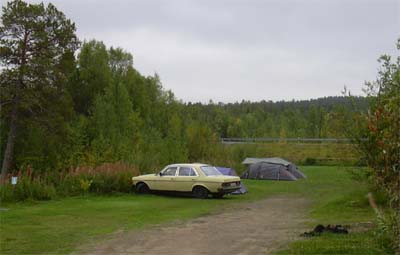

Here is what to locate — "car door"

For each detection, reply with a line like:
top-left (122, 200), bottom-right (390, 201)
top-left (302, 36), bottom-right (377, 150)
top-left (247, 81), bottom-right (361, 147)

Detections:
top-left (156, 166), bottom-right (178, 191)
top-left (174, 166), bottom-right (199, 192)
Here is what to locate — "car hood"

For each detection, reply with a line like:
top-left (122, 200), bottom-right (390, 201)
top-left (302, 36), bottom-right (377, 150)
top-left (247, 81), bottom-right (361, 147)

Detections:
top-left (132, 174), bottom-right (157, 180)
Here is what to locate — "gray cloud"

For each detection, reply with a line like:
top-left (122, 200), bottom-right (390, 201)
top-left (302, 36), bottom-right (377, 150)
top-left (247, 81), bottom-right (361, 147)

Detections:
top-left (6, 0), bottom-right (400, 102)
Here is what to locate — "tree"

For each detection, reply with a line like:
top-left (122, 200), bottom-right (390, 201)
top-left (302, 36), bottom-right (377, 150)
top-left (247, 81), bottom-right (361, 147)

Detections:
top-left (356, 39), bottom-right (400, 252)
top-left (227, 118), bottom-right (246, 138)
top-left (307, 105), bottom-right (325, 138)
top-left (68, 40), bottom-right (110, 115)
top-left (0, 0), bottom-right (79, 179)
top-left (109, 46), bottom-right (133, 76)
top-left (186, 122), bottom-right (218, 161)
top-left (91, 81), bottom-right (140, 164)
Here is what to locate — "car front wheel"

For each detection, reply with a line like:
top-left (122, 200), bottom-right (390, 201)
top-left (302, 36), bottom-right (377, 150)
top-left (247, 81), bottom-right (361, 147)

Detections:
top-left (192, 186), bottom-right (209, 199)
top-left (135, 183), bottom-right (150, 194)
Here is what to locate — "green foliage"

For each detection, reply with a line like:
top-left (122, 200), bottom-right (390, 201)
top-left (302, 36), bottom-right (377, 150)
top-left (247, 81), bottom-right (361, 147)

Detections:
top-left (79, 179), bottom-right (92, 193)
top-left (373, 210), bottom-right (399, 254)
top-left (91, 81), bottom-right (139, 164)
top-left (360, 42), bottom-right (400, 207)
top-left (0, 0), bottom-right (79, 175)
top-left (0, 163), bottom-right (140, 202)
top-left (304, 157), bottom-right (317, 165)
top-left (183, 97), bottom-right (368, 141)
top-left (68, 40), bottom-right (111, 115)
top-left (354, 39), bottom-right (400, 252)
top-left (62, 116), bottom-right (89, 168)
top-left (55, 174), bottom-right (81, 196)
top-left (186, 122), bottom-right (218, 162)
top-left (0, 177), bottom-right (57, 202)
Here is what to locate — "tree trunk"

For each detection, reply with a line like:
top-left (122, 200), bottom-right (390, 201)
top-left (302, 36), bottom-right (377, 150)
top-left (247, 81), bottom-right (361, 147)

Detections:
top-left (1, 105), bottom-right (18, 182)
top-left (1, 21), bottom-right (28, 183)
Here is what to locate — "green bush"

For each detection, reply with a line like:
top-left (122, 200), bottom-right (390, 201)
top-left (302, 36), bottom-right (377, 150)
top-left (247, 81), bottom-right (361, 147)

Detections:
top-left (354, 39), bottom-right (400, 252)
top-left (89, 172), bottom-right (132, 194)
top-left (0, 178), bottom-right (56, 203)
top-left (304, 157), bottom-right (317, 165)
top-left (0, 163), bottom-right (140, 203)
top-left (0, 184), bottom-right (14, 203)
top-left (55, 175), bottom-right (82, 196)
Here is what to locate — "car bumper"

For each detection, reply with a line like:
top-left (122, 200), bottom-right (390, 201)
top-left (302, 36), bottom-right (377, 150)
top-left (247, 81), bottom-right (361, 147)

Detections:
top-left (217, 186), bottom-right (241, 194)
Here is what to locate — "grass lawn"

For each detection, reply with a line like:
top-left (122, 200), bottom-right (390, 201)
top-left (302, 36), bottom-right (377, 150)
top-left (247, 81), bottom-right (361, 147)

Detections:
top-left (0, 166), bottom-right (390, 254)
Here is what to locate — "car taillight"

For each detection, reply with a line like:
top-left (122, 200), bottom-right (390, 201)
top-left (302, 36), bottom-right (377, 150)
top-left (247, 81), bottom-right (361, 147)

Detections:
top-left (222, 182), bottom-right (240, 187)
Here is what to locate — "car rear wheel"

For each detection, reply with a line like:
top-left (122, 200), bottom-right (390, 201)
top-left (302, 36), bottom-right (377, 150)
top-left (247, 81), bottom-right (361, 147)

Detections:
top-left (135, 183), bottom-right (150, 194)
top-left (192, 186), bottom-right (209, 199)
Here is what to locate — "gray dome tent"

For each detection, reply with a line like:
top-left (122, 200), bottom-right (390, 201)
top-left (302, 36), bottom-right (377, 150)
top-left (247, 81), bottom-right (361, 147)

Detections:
top-left (241, 157), bottom-right (306, 181)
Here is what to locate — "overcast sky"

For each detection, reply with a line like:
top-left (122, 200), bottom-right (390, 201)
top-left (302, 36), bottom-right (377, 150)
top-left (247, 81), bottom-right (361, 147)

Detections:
top-left (5, 0), bottom-right (400, 102)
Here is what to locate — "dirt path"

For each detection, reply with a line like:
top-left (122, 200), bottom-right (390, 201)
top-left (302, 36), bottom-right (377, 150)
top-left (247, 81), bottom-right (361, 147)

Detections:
top-left (78, 196), bottom-right (309, 255)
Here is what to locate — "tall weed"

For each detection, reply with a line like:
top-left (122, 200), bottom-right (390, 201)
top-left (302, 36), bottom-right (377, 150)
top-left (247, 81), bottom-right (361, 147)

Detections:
top-left (0, 163), bottom-right (140, 203)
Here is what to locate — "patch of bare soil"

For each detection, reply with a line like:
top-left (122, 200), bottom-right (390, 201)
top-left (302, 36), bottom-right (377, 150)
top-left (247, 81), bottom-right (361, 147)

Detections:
top-left (77, 196), bottom-right (309, 255)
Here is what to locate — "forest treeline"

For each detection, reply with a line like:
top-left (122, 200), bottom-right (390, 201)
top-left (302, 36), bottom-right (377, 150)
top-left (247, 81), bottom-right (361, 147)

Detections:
top-left (0, 0), bottom-right (367, 175)
top-left (0, 37), bottom-right (368, 173)
top-left (185, 96), bottom-right (367, 139)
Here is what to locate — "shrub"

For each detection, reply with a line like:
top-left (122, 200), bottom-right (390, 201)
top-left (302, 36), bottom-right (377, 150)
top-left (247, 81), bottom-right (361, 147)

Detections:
top-left (355, 39), bottom-right (400, 253)
top-left (0, 176), bottom-right (56, 202)
top-left (0, 184), bottom-right (15, 203)
top-left (69, 162), bottom-right (139, 194)
top-left (304, 157), bottom-right (317, 165)
top-left (0, 163), bottom-right (140, 203)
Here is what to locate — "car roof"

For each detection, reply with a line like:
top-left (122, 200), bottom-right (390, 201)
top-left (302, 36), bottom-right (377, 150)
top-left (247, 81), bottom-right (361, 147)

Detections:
top-left (166, 163), bottom-right (210, 168)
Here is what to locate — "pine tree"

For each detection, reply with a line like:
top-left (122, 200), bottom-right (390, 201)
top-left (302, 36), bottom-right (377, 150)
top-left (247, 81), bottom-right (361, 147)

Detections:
top-left (0, 0), bottom-right (79, 179)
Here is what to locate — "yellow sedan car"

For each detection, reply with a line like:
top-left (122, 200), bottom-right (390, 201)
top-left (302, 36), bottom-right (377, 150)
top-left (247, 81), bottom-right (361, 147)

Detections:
top-left (132, 163), bottom-right (241, 198)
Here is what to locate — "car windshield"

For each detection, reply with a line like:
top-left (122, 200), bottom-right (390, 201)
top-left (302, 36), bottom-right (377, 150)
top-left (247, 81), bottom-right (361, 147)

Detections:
top-left (200, 166), bottom-right (223, 176)
top-left (162, 167), bottom-right (177, 176)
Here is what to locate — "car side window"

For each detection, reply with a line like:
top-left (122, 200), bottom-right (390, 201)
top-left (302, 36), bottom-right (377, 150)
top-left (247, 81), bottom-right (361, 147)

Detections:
top-left (178, 167), bottom-right (197, 176)
top-left (162, 167), bottom-right (177, 176)
top-left (179, 166), bottom-right (195, 176)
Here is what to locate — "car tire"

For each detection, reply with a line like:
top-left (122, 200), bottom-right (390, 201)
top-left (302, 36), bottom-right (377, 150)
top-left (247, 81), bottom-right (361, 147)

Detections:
top-left (192, 186), bottom-right (209, 199)
top-left (135, 183), bottom-right (150, 194)
top-left (212, 194), bottom-right (224, 199)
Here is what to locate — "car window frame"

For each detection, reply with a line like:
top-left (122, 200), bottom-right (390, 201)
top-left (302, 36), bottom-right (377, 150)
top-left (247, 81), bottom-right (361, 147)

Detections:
top-left (160, 166), bottom-right (178, 176)
top-left (177, 166), bottom-right (198, 177)
top-left (200, 166), bottom-right (223, 176)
